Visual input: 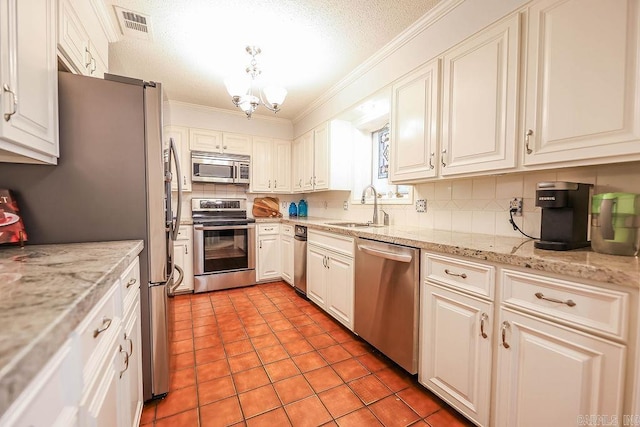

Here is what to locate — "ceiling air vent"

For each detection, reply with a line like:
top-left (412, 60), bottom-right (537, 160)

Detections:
top-left (114, 6), bottom-right (152, 41)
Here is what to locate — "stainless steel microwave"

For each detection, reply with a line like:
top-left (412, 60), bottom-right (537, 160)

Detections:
top-left (191, 152), bottom-right (250, 184)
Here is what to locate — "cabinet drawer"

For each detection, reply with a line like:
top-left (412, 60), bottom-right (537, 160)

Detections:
top-left (501, 269), bottom-right (630, 340)
top-left (120, 258), bottom-right (140, 314)
top-left (423, 253), bottom-right (495, 299)
top-left (75, 283), bottom-right (121, 380)
top-left (281, 224), bottom-right (294, 236)
top-left (258, 223), bottom-right (280, 235)
top-left (308, 230), bottom-right (354, 257)
top-left (176, 225), bottom-right (191, 241)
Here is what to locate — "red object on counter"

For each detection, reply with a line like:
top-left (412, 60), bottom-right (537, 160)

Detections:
top-left (0, 189), bottom-right (27, 245)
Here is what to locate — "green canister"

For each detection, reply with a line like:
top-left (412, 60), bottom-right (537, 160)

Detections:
top-left (591, 192), bottom-right (640, 256)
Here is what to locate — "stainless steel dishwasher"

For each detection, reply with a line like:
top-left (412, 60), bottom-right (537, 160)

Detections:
top-left (355, 237), bottom-right (420, 374)
top-left (293, 225), bottom-right (307, 297)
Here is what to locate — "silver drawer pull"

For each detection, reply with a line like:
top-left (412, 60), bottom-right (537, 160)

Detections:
top-left (93, 317), bottom-right (112, 338)
top-left (119, 345), bottom-right (130, 379)
top-left (501, 321), bottom-right (511, 349)
top-left (444, 269), bottom-right (467, 279)
top-left (3, 84), bottom-right (17, 121)
top-left (535, 292), bottom-right (576, 307)
top-left (125, 333), bottom-right (133, 356)
top-left (126, 278), bottom-right (137, 288)
top-left (480, 313), bottom-right (488, 339)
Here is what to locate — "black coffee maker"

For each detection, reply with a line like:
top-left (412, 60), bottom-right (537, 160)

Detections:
top-left (535, 182), bottom-right (593, 250)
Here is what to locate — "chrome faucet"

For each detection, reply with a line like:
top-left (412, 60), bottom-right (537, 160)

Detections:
top-left (361, 185), bottom-right (378, 225)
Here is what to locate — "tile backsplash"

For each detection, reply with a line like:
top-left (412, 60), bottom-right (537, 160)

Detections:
top-left (182, 161), bottom-right (640, 238)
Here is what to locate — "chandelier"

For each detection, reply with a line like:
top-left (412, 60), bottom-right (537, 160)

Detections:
top-left (224, 46), bottom-right (287, 119)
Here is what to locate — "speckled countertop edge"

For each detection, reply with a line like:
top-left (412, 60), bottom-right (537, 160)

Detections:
top-left (272, 217), bottom-right (640, 289)
top-left (0, 240), bottom-right (143, 416)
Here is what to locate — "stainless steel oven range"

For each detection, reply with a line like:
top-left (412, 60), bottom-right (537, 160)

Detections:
top-left (192, 198), bottom-right (256, 292)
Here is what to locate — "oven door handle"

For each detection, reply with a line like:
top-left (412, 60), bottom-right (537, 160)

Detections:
top-left (194, 224), bottom-right (255, 231)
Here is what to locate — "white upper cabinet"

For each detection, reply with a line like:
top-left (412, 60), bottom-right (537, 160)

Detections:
top-left (522, 0), bottom-right (640, 166)
top-left (295, 120), bottom-right (353, 192)
top-left (390, 59), bottom-right (440, 182)
top-left (189, 129), bottom-right (251, 155)
top-left (251, 137), bottom-right (291, 193)
top-left (440, 13), bottom-right (520, 176)
top-left (58, 0), bottom-right (109, 78)
top-left (0, 0), bottom-right (59, 164)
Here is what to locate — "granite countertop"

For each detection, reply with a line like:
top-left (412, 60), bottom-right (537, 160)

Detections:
top-left (280, 217), bottom-right (640, 289)
top-left (0, 240), bottom-right (144, 416)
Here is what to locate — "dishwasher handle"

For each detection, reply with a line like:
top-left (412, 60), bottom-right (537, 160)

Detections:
top-left (357, 244), bottom-right (413, 263)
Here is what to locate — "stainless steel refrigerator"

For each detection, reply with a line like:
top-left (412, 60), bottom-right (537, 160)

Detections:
top-left (0, 72), bottom-right (183, 401)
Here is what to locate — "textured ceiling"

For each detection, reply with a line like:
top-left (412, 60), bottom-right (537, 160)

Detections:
top-left (105, 0), bottom-right (441, 120)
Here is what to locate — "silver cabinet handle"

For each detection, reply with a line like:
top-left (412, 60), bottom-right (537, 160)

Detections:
top-left (216, 145), bottom-right (220, 149)
top-left (441, 149), bottom-right (447, 167)
top-left (223, 145), bottom-right (228, 149)
top-left (444, 269), bottom-right (467, 279)
top-left (119, 345), bottom-right (130, 379)
top-left (525, 129), bottom-right (533, 154)
top-left (259, 240), bottom-right (262, 249)
top-left (126, 277), bottom-right (137, 288)
top-left (185, 245), bottom-right (188, 255)
top-left (268, 180), bottom-right (271, 188)
top-left (84, 47), bottom-right (92, 68)
top-left (183, 176), bottom-right (187, 185)
top-left (480, 313), bottom-right (488, 339)
top-left (93, 317), bottom-right (112, 338)
top-left (125, 333), bottom-right (133, 356)
top-left (264, 227), bottom-right (274, 231)
top-left (90, 57), bottom-right (97, 74)
top-left (298, 179), bottom-right (302, 187)
top-left (3, 84), bottom-right (17, 121)
top-left (274, 180), bottom-right (277, 188)
top-left (501, 321), bottom-right (511, 349)
top-left (429, 152), bottom-right (435, 170)
top-left (534, 292), bottom-right (576, 307)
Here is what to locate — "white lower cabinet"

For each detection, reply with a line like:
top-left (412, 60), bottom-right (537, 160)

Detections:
top-left (420, 252), bottom-right (494, 426)
top-left (307, 230), bottom-right (354, 330)
top-left (494, 308), bottom-right (626, 427)
top-left (420, 283), bottom-right (493, 426)
top-left (257, 224), bottom-right (280, 282)
top-left (280, 224), bottom-right (294, 285)
top-left (0, 257), bottom-right (142, 427)
top-left (173, 226), bottom-right (194, 293)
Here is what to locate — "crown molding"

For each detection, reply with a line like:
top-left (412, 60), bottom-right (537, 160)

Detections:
top-left (292, 0), bottom-right (465, 124)
top-left (166, 100), bottom-right (293, 125)
top-left (90, 0), bottom-right (121, 42)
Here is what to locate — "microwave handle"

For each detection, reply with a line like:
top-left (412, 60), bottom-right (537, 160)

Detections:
top-left (233, 162), bottom-right (239, 183)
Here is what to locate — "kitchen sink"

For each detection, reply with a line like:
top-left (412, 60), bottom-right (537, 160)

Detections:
top-left (325, 221), bottom-right (371, 228)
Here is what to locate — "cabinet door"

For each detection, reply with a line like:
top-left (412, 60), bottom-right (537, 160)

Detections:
top-left (440, 14), bottom-right (519, 176)
top-left (494, 308), bottom-right (626, 427)
top-left (58, 0), bottom-right (90, 75)
top-left (280, 235), bottom-right (293, 285)
top-left (326, 253), bottom-right (354, 329)
top-left (390, 59), bottom-right (440, 182)
top-left (122, 302), bottom-right (143, 427)
top-left (0, 0), bottom-right (58, 163)
top-left (313, 122), bottom-right (329, 190)
top-left (222, 132), bottom-right (252, 155)
top-left (82, 344), bottom-right (122, 427)
top-left (292, 136), bottom-right (305, 192)
top-left (302, 131), bottom-right (315, 191)
top-left (273, 139), bottom-right (292, 192)
top-left (251, 137), bottom-right (273, 192)
top-left (173, 239), bottom-right (194, 293)
top-left (165, 126), bottom-right (191, 192)
top-left (419, 283), bottom-right (492, 426)
top-left (306, 245), bottom-right (327, 307)
top-left (522, 0), bottom-right (640, 166)
top-left (258, 234), bottom-right (280, 281)
top-left (189, 128), bottom-right (223, 152)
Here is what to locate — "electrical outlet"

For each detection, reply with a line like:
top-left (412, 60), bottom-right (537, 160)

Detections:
top-left (343, 201), bottom-right (349, 211)
top-left (416, 199), bottom-right (427, 213)
top-left (510, 197), bottom-right (523, 216)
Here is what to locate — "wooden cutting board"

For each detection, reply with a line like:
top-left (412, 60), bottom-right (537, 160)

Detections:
top-left (252, 197), bottom-right (282, 218)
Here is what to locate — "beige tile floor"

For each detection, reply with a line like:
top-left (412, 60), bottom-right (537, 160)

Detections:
top-left (139, 281), bottom-right (473, 427)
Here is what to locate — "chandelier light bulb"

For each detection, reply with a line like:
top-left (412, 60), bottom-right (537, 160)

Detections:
top-left (263, 85), bottom-right (287, 107)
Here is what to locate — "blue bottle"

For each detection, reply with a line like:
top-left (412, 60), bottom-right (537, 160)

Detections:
top-left (298, 199), bottom-right (308, 217)
top-left (288, 202), bottom-right (297, 217)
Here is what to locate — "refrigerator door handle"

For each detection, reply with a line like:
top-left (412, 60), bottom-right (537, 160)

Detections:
top-left (168, 264), bottom-right (184, 296)
top-left (169, 138), bottom-right (183, 241)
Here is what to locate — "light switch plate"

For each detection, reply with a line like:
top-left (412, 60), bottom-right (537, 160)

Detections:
top-left (416, 199), bottom-right (426, 213)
